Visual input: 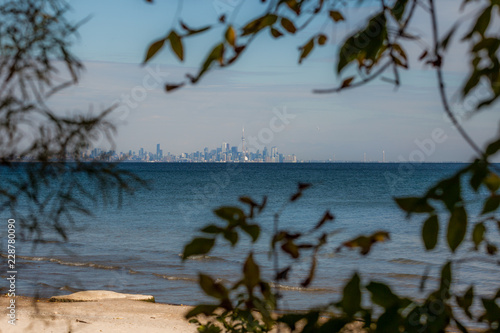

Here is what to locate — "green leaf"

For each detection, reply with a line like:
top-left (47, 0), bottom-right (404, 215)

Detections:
top-left (280, 17), bottom-right (296, 34)
top-left (144, 38), bottom-right (166, 63)
top-left (168, 31), bottom-right (184, 61)
top-left (337, 12), bottom-right (387, 73)
top-left (223, 230), bottom-right (238, 246)
top-left (214, 206), bottom-right (244, 225)
top-left (243, 253), bottom-right (260, 289)
top-left (299, 38), bottom-right (314, 64)
top-left (329, 10), bottom-right (344, 22)
top-left (464, 6), bottom-right (492, 39)
top-left (182, 237), bottom-right (215, 259)
top-left (242, 14), bottom-right (278, 36)
top-left (439, 261), bottom-right (452, 297)
top-left (201, 225), bottom-right (224, 234)
top-left (338, 273), bottom-right (362, 317)
top-left (456, 286), bottom-right (474, 319)
top-left (484, 173), bottom-right (500, 192)
top-left (199, 273), bottom-right (228, 299)
top-left (240, 223), bottom-right (260, 242)
top-left (482, 196), bottom-right (500, 215)
top-left (422, 215), bottom-right (439, 250)
top-left (395, 197), bottom-right (434, 214)
top-left (391, 0), bottom-right (408, 21)
top-left (447, 206), bottom-right (467, 252)
top-left (366, 282), bottom-right (400, 309)
top-left (376, 307), bottom-right (401, 333)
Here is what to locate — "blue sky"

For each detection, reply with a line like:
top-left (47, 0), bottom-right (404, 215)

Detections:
top-left (50, 0), bottom-right (500, 161)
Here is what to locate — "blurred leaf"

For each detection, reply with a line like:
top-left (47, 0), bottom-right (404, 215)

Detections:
top-left (299, 183), bottom-right (312, 190)
top-left (276, 266), bottom-right (291, 281)
top-left (440, 24), bottom-right (458, 51)
top-left (486, 242), bottom-right (498, 255)
top-left (168, 31), bottom-right (184, 61)
top-left (242, 14), bottom-right (278, 36)
top-left (179, 21), bottom-right (211, 36)
top-left (341, 76), bottom-right (355, 88)
top-left (338, 273), bottom-right (362, 317)
top-left (299, 37), bottom-right (315, 64)
top-left (239, 196), bottom-right (257, 207)
top-left (199, 273), bottom-right (228, 299)
top-left (165, 83), bottom-right (185, 92)
top-left (317, 34), bottom-right (327, 45)
top-left (225, 26), bottom-right (236, 47)
top-left (144, 38), bottom-right (166, 63)
top-left (484, 173), bottom-right (500, 192)
top-left (318, 318), bottom-right (349, 332)
top-left (469, 161), bottom-right (488, 191)
top-left (342, 231), bottom-right (390, 255)
top-left (329, 10), bottom-right (344, 22)
top-left (422, 215), bottom-right (439, 250)
top-left (337, 12), bottom-right (387, 73)
top-left (281, 239), bottom-right (300, 258)
top-left (395, 197), bottom-right (434, 214)
top-left (447, 206), bottom-right (467, 252)
top-left (463, 6), bottom-right (492, 40)
top-left (456, 286), bottom-right (474, 319)
top-left (240, 223), bottom-right (260, 242)
top-left (439, 261), bottom-right (452, 297)
top-left (376, 307), bottom-right (401, 333)
top-left (183, 237), bottom-right (215, 259)
top-left (480, 297), bottom-right (500, 324)
top-left (223, 230), bottom-right (239, 246)
top-left (472, 222), bottom-right (485, 249)
top-left (201, 225), bottom-right (224, 234)
top-left (314, 210), bottom-right (334, 230)
top-left (214, 206), bottom-right (244, 225)
top-left (281, 17), bottom-right (296, 34)
top-left (243, 253), bottom-right (260, 289)
top-left (367, 282), bottom-right (400, 309)
top-left (392, 0), bottom-right (408, 21)
top-left (301, 257), bottom-right (316, 287)
top-left (482, 196), bottom-right (500, 215)
top-left (270, 28), bottom-right (284, 38)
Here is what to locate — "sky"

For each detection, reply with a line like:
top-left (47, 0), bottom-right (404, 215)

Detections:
top-left (48, 0), bottom-right (500, 162)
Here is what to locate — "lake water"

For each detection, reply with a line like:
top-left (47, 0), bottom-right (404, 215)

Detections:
top-left (2, 163), bottom-right (499, 313)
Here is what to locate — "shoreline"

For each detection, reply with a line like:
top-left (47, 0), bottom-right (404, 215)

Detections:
top-left (0, 295), bottom-right (480, 333)
top-left (0, 295), bottom-right (197, 333)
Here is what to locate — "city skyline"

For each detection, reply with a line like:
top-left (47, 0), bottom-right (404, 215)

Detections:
top-left (45, 0), bottom-right (500, 163)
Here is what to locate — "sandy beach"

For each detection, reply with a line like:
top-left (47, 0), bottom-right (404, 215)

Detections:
top-left (0, 295), bottom-right (475, 333)
top-left (0, 296), bottom-right (197, 333)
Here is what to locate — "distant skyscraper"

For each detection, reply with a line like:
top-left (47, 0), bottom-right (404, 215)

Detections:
top-left (241, 127), bottom-right (246, 156)
top-left (156, 144), bottom-right (162, 160)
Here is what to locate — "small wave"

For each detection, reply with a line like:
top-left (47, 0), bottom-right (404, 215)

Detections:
top-left (13, 254), bottom-right (121, 270)
top-left (390, 258), bottom-right (428, 265)
top-left (152, 273), bottom-right (198, 283)
top-left (59, 285), bottom-right (84, 293)
top-left (383, 272), bottom-right (438, 281)
top-left (178, 254), bottom-right (232, 262)
top-left (270, 282), bottom-right (333, 293)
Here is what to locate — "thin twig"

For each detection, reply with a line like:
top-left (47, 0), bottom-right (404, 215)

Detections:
top-left (428, 0), bottom-right (484, 158)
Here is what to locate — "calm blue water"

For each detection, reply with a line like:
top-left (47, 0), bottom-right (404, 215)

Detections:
top-left (1, 163), bottom-right (499, 312)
